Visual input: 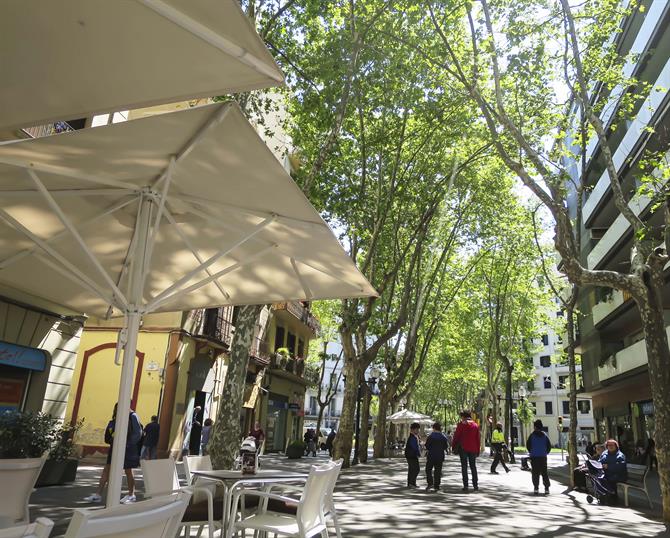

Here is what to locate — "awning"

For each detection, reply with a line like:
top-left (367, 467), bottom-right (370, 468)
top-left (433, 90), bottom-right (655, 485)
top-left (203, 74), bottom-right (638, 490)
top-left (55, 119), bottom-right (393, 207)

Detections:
top-left (0, 0), bottom-right (283, 131)
top-left (387, 409), bottom-right (433, 425)
top-left (0, 341), bottom-right (48, 372)
top-left (244, 368), bottom-right (266, 410)
top-left (0, 102), bottom-right (377, 317)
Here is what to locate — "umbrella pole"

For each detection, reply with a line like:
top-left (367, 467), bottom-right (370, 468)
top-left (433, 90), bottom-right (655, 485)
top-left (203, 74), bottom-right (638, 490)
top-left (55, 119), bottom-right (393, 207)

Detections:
top-left (106, 312), bottom-right (141, 507)
top-left (107, 193), bottom-right (153, 507)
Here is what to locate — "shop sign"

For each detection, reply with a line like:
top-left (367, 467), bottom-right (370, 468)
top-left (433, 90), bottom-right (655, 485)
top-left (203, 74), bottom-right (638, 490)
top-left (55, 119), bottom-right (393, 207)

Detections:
top-left (640, 400), bottom-right (654, 416)
top-left (288, 403), bottom-right (300, 410)
top-left (0, 341), bottom-right (47, 371)
top-left (0, 378), bottom-right (25, 412)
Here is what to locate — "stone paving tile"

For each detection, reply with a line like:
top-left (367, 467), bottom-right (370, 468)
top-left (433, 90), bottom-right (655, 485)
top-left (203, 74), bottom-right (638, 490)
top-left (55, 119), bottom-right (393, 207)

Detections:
top-left (28, 453), bottom-right (669, 538)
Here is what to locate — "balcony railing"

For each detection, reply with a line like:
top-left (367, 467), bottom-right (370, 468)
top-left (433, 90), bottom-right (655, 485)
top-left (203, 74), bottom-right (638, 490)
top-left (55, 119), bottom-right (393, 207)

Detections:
top-left (592, 289), bottom-right (632, 327)
top-left (272, 301), bottom-right (320, 334)
top-left (22, 121), bottom-right (73, 139)
top-left (189, 306), bottom-right (235, 346)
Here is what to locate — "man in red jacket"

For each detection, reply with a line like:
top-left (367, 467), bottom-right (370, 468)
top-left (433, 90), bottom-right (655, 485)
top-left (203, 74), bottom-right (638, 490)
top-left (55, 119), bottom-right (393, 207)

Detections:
top-left (452, 410), bottom-right (481, 492)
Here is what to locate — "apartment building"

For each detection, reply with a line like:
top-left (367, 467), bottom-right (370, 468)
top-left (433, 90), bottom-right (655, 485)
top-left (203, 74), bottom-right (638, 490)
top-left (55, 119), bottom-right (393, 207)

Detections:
top-left (303, 343), bottom-right (345, 432)
top-left (562, 0), bottom-right (669, 458)
top-left (527, 305), bottom-right (595, 448)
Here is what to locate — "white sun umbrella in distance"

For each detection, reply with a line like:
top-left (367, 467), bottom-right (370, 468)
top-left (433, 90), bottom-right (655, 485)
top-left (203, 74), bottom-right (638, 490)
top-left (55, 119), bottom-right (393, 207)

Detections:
top-left (387, 409), bottom-right (434, 425)
top-left (0, 0), bottom-right (283, 131)
top-left (0, 101), bottom-right (377, 506)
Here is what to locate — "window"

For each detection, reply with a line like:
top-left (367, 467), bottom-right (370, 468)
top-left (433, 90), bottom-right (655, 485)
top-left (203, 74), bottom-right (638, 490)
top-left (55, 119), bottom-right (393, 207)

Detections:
top-left (274, 326), bottom-right (285, 351)
top-left (556, 310), bottom-right (564, 317)
top-left (540, 355), bottom-right (551, 367)
top-left (578, 400), bottom-right (591, 414)
top-left (545, 401), bottom-right (553, 415)
top-left (287, 332), bottom-right (296, 356)
top-left (558, 375), bottom-right (568, 388)
top-left (562, 401), bottom-right (570, 415)
top-left (527, 379), bottom-right (535, 392)
top-left (543, 377), bottom-right (552, 389)
top-left (297, 338), bottom-right (305, 359)
top-left (541, 334), bottom-right (549, 346)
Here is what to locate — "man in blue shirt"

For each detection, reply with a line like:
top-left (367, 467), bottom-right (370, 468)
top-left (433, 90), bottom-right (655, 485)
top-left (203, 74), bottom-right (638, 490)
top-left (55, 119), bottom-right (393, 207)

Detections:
top-left (404, 422), bottom-right (421, 488)
top-left (425, 422), bottom-right (450, 491)
top-left (141, 415), bottom-right (160, 460)
top-left (526, 419), bottom-right (552, 495)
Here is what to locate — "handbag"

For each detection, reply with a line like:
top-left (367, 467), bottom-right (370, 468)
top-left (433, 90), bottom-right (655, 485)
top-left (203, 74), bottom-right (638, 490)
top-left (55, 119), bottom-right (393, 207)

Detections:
top-left (452, 442), bottom-right (461, 456)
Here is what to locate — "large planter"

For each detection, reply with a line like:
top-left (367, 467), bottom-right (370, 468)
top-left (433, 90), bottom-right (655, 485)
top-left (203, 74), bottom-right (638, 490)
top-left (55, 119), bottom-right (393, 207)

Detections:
top-left (35, 458), bottom-right (79, 487)
top-left (0, 456), bottom-right (46, 527)
top-left (286, 444), bottom-right (304, 459)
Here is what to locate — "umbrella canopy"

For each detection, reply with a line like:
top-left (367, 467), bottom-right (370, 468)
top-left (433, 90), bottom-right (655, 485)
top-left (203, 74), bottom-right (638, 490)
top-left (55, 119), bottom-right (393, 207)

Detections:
top-left (0, 0), bottom-right (283, 131)
top-left (387, 409), bottom-right (434, 425)
top-left (0, 102), bottom-right (375, 505)
top-left (0, 101), bottom-right (376, 316)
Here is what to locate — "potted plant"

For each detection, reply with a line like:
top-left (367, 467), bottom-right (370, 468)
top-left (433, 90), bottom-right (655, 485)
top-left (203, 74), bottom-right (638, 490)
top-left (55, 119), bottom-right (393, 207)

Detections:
top-left (285, 440), bottom-right (305, 459)
top-left (275, 347), bottom-right (291, 368)
top-left (36, 418), bottom-right (84, 487)
top-left (0, 411), bottom-right (59, 525)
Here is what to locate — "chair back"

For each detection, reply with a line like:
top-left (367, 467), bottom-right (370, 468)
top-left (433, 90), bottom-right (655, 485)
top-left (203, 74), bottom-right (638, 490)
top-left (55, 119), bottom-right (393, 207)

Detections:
top-left (0, 456), bottom-right (47, 526)
top-left (63, 491), bottom-right (191, 538)
top-left (182, 455), bottom-right (212, 485)
top-left (296, 462), bottom-right (339, 534)
top-left (0, 518), bottom-right (53, 538)
top-left (140, 459), bottom-right (180, 497)
top-left (322, 459), bottom-right (343, 514)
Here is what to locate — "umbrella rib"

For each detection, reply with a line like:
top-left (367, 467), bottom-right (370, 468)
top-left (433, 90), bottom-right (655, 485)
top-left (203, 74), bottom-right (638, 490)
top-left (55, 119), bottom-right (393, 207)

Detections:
top-left (146, 214), bottom-right (276, 309)
top-left (136, 0), bottom-right (283, 83)
top-left (163, 206), bottom-right (231, 301)
top-left (276, 251), bottom-right (368, 293)
top-left (148, 243), bottom-right (278, 312)
top-left (290, 257), bottom-right (313, 301)
top-left (0, 207), bottom-right (120, 308)
top-left (0, 188), bottom-right (135, 197)
top-left (27, 170), bottom-right (130, 308)
top-left (144, 156), bottom-right (175, 281)
top-left (0, 197), bottom-right (136, 270)
top-left (0, 156), bottom-right (140, 190)
top-left (174, 193), bottom-right (328, 230)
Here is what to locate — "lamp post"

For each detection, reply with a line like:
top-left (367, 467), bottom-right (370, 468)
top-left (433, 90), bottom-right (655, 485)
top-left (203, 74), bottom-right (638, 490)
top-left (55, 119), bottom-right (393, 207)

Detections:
top-left (438, 398), bottom-right (449, 426)
top-left (497, 385), bottom-right (527, 464)
top-left (353, 366), bottom-right (380, 465)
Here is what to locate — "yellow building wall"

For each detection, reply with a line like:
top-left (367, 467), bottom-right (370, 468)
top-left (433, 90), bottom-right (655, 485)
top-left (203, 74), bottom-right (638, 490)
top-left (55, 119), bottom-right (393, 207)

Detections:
top-left (65, 329), bottom-right (169, 455)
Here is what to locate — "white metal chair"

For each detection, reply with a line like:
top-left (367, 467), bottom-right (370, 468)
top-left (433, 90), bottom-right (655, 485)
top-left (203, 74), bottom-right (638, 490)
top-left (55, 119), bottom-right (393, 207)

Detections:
top-left (227, 461), bottom-right (341, 538)
top-left (141, 458), bottom-right (221, 538)
top-left (0, 455), bottom-right (47, 527)
top-left (63, 491), bottom-right (191, 538)
top-left (0, 518), bottom-right (53, 538)
top-left (182, 455), bottom-right (221, 502)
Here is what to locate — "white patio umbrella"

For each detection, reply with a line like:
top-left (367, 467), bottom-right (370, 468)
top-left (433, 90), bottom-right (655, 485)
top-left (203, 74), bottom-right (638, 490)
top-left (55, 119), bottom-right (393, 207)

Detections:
top-left (387, 409), bottom-right (434, 425)
top-left (0, 0), bottom-right (283, 131)
top-left (0, 101), bottom-right (376, 505)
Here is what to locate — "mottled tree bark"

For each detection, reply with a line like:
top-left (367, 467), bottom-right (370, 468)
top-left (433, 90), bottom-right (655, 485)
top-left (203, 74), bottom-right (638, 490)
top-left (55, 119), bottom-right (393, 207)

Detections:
top-left (373, 389), bottom-right (392, 458)
top-left (333, 355), bottom-right (360, 467)
top-left (208, 304), bottom-right (262, 470)
top-left (566, 294), bottom-right (580, 482)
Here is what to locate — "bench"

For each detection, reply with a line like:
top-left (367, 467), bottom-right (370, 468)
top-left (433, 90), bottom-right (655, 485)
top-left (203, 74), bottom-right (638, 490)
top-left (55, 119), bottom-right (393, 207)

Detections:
top-left (618, 463), bottom-right (653, 509)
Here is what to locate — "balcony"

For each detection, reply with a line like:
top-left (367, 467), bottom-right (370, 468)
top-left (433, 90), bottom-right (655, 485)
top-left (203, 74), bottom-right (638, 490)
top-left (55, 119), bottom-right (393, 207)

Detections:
top-left (22, 121), bottom-right (73, 139)
top-left (272, 301), bottom-right (320, 335)
top-left (190, 306), bottom-right (235, 347)
top-left (592, 289), bottom-right (633, 327)
top-left (597, 327), bottom-right (669, 382)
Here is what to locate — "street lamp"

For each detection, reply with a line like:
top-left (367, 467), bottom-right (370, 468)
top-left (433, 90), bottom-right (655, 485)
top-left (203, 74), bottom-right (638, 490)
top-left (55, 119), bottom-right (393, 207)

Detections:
top-left (438, 399), bottom-right (449, 426)
top-left (497, 385), bottom-right (527, 464)
top-left (353, 366), bottom-right (381, 465)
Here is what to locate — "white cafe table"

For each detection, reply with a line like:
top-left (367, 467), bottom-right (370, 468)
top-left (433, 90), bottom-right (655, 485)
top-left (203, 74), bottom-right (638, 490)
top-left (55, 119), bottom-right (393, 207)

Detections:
top-left (191, 469), bottom-right (307, 534)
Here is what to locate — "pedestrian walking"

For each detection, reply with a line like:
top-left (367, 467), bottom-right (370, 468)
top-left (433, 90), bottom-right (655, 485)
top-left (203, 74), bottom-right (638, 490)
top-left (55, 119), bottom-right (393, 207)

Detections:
top-left (249, 421), bottom-right (266, 449)
top-left (326, 429), bottom-right (337, 457)
top-left (452, 410), bottom-right (480, 492)
top-left (140, 415), bottom-right (160, 460)
top-left (445, 430), bottom-right (453, 455)
top-left (200, 418), bottom-right (213, 456)
top-left (405, 422), bottom-right (421, 488)
top-left (424, 422), bottom-right (449, 492)
top-left (84, 402), bottom-right (142, 504)
top-left (490, 422), bottom-right (510, 474)
top-left (526, 419), bottom-right (552, 495)
top-left (189, 405), bottom-right (203, 455)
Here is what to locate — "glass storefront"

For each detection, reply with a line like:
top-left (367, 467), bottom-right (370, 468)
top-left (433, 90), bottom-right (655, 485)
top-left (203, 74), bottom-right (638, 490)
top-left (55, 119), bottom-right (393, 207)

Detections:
top-left (266, 393), bottom-right (288, 452)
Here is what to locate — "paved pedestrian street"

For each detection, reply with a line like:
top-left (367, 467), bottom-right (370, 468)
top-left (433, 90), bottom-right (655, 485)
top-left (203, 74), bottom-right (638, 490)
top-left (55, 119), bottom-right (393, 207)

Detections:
top-left (30, 453), bottom-right (668, 538)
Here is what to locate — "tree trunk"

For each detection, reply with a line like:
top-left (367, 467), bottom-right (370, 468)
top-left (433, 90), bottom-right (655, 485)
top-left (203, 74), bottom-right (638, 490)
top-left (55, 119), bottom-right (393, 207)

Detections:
top-left (358, 385), bottom-right (372, 463)
top-left (333, 361), bottom-right (360, 467)
top-left (636, 272), bottom-right (670, 527)
top-left (209, 304), bottom-right (262, 470)
top-left (316, 404), bottom-right (326, 436)
top-left (566, 300), bottom-right (579, 483)
top-left (373, 389), bottom-right (392, 458)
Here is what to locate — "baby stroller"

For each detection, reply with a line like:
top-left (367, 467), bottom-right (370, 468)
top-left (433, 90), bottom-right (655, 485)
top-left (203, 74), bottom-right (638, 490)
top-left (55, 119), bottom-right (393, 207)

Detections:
top-left (584, 459), bottom-right (616, 504)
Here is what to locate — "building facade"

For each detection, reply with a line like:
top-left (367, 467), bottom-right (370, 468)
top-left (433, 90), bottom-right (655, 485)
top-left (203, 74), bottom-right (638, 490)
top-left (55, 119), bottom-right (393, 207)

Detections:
top-left (303, 343), bottom-right (345, 432)
top-left (527, 305), bottom-right (595, 448)
top-left (562, 0), bottom-right (670, 459)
